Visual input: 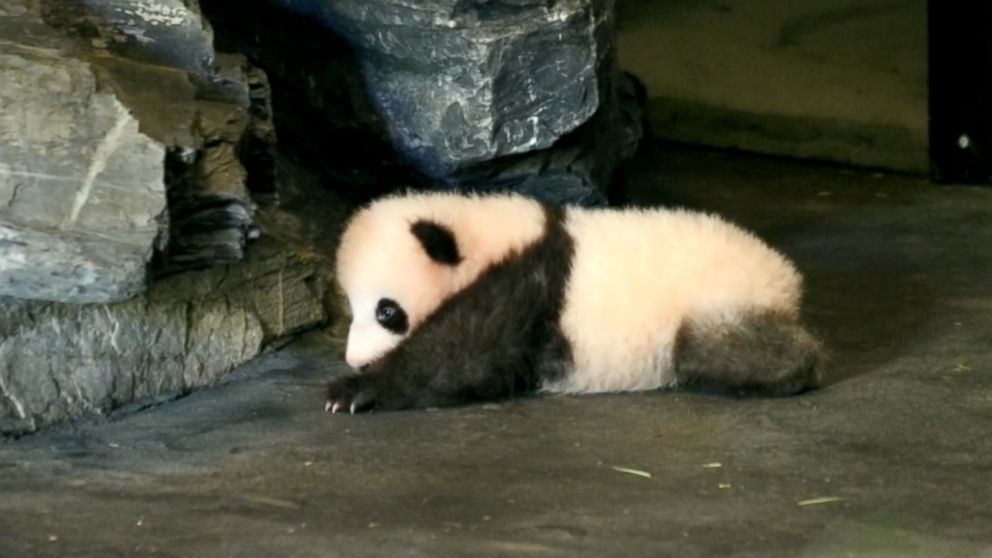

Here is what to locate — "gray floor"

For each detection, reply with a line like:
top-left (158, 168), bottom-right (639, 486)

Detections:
top-left (2, 143), bottom-right (991, 558)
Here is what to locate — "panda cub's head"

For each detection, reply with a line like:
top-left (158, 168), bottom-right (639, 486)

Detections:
top-left (335, 203), bottom-right (463, 369)
top-left (336, 191), bottom-right (548, 369)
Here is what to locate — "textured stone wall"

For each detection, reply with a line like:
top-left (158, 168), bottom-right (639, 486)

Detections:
top-left (0, 1), bottom-right (326, 436)
top-left (0, 0), bottom-right (276, 303)
top-left (0, 241), bottom-right (325, 436)
top-left (0, 23), bottom-right (167, 303)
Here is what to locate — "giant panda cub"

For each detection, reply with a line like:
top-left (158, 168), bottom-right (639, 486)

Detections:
top-left (327, 191), bottom-right (822, 413)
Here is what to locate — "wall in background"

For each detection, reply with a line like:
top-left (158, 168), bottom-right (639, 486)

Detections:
top-left (617, 0), bottom-right (927, 174)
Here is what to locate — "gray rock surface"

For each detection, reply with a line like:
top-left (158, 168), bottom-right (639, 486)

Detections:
top-left (0, 239), bottom-right (326, 436)
top-left (0, 1), bottom-right (279, 301)
top-left (0, 1), bottom-right (321, 434)
top-left (447, 70), bottom-right (645, 206)
top-left (316, 0), bottom-right (614, 175)
top-left (0, 44), bottom-right (167, 303)
top-left (41, 0), bottom-right (216, 76)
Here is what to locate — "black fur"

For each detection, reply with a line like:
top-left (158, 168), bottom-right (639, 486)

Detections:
top-left (327, 208), bottom-right (573, 412)
top-left (410, 220), bottom-right (462, 266)
top-left (673, 312), bottom-right (822, 396)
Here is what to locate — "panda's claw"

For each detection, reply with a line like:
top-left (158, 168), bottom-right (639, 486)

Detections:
top-left (324, 401), bottom-right (332, 413)
top-left (326, 374), bottom-right (380, 415)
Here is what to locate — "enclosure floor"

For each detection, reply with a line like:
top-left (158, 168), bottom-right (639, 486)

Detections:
top-left (3, 143), bottom-right (991, 558)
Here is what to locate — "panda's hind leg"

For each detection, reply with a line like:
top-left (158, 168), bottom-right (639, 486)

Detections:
top-left (673, 311), bottom-right (823, 396)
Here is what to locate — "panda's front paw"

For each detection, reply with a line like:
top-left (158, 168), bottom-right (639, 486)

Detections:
top-left (325, 374), bottom-right (379, 414)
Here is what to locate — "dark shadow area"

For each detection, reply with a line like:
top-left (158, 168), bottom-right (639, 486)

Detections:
top-left (201, 0), bottom-right (427, 204)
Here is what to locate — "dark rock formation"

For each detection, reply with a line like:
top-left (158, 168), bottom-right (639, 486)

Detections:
top-left (317, 0), bottom-right (614, 173)
top-left (154, 52), bottom-right (271, 274)
top-left (444, 70), bottom-right (645, 206)
top-left (202, 0), bottom-right (644, 205)
top-left (201, 0), bottom-right (427, 201)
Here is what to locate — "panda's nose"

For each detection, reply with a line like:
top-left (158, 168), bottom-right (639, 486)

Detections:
top-left (345, 349), bottom-right (373, 370)
top-left (345, 354), bottom-right (363, 369)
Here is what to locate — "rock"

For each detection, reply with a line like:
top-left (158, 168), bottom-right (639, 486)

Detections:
top-left (0, 45), bottom-right (167, 303)
top-left (201, 0), bottom-right (643, 204)
top-left (155, 53), bottom-right (268, 274)
top-left (77, 50), bottom-right (264, 274)
top-left (446, 71), bottom-right (646, 206)
top-left (243, 66), bottom-right (279, 200)
top-left (317, 0), bottom-right (614, 175)
top-left (40, 0), bottom-right (216, 76)
top-left (200, 0), bottom-right (440, 200)
top-left (0, 1), bottom-right (280, 302)
top-left (152, 239), bottom-right (326, 342)
top-left (0, 2), bottom-right (320, 435)
top-left (0, 239), bottom-right (327, 437)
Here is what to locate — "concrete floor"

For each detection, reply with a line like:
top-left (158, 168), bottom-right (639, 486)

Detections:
top-left (2, 143), bottom-right (991, 557)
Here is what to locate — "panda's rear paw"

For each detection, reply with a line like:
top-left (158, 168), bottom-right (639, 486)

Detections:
top-left (325, 375), bottom-right (379, 414)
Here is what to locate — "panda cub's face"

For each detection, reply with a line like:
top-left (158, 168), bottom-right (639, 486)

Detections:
top-left (337, 216), bottom-right (462, 369)
top-left (342, 296), bottom-right (410, 369)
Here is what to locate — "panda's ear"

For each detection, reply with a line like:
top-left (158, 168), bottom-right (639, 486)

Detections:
top-left (411, 220), bottom-right (462, 266)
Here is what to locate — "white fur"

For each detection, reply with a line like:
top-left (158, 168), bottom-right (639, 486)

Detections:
top-left (546, 207), bottom-right (800, 394)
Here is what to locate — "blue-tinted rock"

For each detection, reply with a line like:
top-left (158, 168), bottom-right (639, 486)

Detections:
top-left (203, 0), bottom-right (643, 204)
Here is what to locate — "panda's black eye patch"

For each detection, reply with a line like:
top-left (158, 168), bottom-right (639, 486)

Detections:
top-left (411, 220), bottom-right (461, 266)
top-left (375, 298), bottom-right (408, 334)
